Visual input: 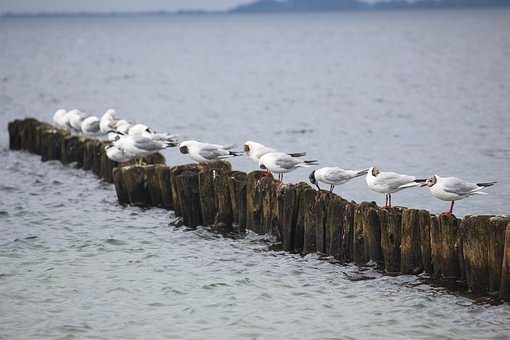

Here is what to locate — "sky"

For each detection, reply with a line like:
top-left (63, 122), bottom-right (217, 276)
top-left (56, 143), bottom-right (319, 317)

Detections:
top-left (0, 0), bottom-right (255, 14)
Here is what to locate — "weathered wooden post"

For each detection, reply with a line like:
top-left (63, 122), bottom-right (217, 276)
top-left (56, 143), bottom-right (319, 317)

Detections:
top-left (274, 183), bottom-right (301, 251)
top-left (212, 165), bottom-right (234, 233)
top-left (302, 188), bottom-right (321, 253)
top-left (121, 165), bottom-right (151, 206)
top-left (91, 140), bottom-right (104, 176)
top-left (353, 202), bottom-right (383, 266)
top-left (145, 164), bottom-right (164, 207)
top-left (99, 143), bottom-right (117, 183)
top-left (324, 195), bottom-right (355, 261)
top-left (7, 120), bottom-right (21, 150)
top-left (379, 207), bottom-right (402, 274)
top-left (500, 222), bottom-right (510, 301)
top-left (198, 161), bottom-right (232, 227)
top-left (401, 208), bottom-right (427, 275)
top-left (40, 128), bottom-right (61, 162)
top-left (61, 135), bottom-right (84, 166)
top-left (156, 165), bottom-right (173, 210)
top-left (112, 167), bottom-right (129, 205)
top-left (460, 215), bottom-right (491, 294)
top-left (170, 164), bottom-right (199, 217)
top-left (488, 217), bottom-right (510, 293)
top-left (82, 139), bottom-right (96, 171)
top-left (418, 210), bottom-right (433, 274)
top-left (174, 166), bottom-right (202, 227)
top-left (228, 171), bottom-right (248, 233)
top-left (430, 215), bottom-right (442, 279)
top-left (439, 213), bottom-right (461, 284)
top-left (245, 171), bottom-right (271, 234)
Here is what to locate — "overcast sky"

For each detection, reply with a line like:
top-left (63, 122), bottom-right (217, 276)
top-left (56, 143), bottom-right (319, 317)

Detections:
top-left (0, 0), bottom-right (256, 13)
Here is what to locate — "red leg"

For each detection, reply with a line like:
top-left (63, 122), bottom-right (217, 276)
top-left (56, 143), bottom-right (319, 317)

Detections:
top-left (389, 194), bottom-right (392, 208)
top-left (448, 201), bottom-right (454, 214)
top-left (384, 194), bottom-right (388, 208)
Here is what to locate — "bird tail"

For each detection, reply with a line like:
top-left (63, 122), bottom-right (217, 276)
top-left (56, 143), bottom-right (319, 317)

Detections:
top-left (399, 182), bottom-right (421, 189)
top-left (477, 181), bottom-right (496, 187)
top-left (297, 160), bottom-right (319, 167)
top-left (472, 191), bottom-right (489, 195)
top-left (288, 152), bottom-right (306, 157)
top-left (229, 151), bottom-right (243, 157)
top-left (355, 168), bottom-right (370, 177)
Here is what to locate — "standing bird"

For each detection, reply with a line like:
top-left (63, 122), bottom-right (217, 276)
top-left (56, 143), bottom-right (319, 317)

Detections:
top-left (422, 175), bottom-right (496, 214)
top-left (52, 109), bottom-right (68, 129)
top-left (366, 167), bottom-right (425, 208)
top-left (309, 167), bottom-right (369, 192)
top-left (259, 152), bottom-right (318, 181)
top-left (178, 140), bottom-right (242, 164)
top-left (244, 141), bottom-right (306, 163)
top-left (81, 116), bottom-right (101, 136)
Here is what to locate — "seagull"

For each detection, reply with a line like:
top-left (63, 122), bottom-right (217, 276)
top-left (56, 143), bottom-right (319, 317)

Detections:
top-left (66, 109), bottom-right (90, 133)
top-left (105, 144), bottom-right (130, 163)
top-left (52, 109), bottom-right (68, 129)
top-left (99, 109), bottom-right (119, 135)
top-left (178, 140), bottom-right (242, 164)
top-left (114, 120), bottom-right (132, 134)
top-left (309, 167), bottom-right (369, 192)
top-left (127, 124), bottom-right (178, 143)
top-left (243, 141), bottom-right (306, 163)
top-left (422, 175), bottom-right (496, 214)
top-left (259, 152), bottom-right (318, 181)
top-left (81, 116), bottom-right (101, 136)
top-left (366, 167), bottom-right (425, 208)
top-left (109, 131), bottom-right (177, 164)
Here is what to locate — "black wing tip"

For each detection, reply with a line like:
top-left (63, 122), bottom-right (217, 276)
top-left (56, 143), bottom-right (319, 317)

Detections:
top-left (230, 151), bottom-right (243, 157)
top-left (477, 181), bottom-right (496, 187)
top-left (288, 152), bottom-right (306, 157)
top-left (414, 179), bottom-right (427, 183)
top-left (304, 160), bottom-right (319, 165)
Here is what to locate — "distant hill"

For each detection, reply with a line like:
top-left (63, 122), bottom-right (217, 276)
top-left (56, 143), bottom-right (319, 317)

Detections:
top-left (230, 0), bottom-right (510, 13)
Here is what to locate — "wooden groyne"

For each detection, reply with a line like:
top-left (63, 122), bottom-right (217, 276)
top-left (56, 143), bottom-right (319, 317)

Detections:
top-left (8, 118), bottom-right (510, 302)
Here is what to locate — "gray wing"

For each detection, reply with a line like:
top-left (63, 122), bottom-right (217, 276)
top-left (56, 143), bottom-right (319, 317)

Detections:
top-left (199, 146), bottom-right (229, 160)
top-left (442, 178), bottom-right (479, 195)
top-left (275, 156), bottom-right (300, 170)
top-left (379, 171), bottom-right (415, 187)
top-left (133, 137), bottom-right (165, 151)
top-left (325, 168), bottom-right (356, 182)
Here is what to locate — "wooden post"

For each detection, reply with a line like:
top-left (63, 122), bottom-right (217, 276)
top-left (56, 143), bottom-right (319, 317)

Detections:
top-left (430, 215), bottom-right (442, 279)
top-left (61, 135), bottom-right (84, 166)
top-left (324, 195), bottom-right (353, 261)
top-left (212, 166), bottom-right (234, 233)
top-left (401, 209), bottom-right (424, 275)
top-left (7, 120), bottom-right (21, 150)
top-left (245, 171), bottom-right (271, 234)
top-left (380, 207), bottom-right (402, 274)
top-left (121, 165), bottom-right (151, 206)
top-left (275, 183), bottom-right (301, 251)
top-left (170, 165), bottom-right (197, 217)
top-left (112, 167), bottom-right (129, 205)
top-left (99, 144), bottom-right (117, 183)
top-left (292, 183), bottom-right (311, 253)
top-left (174, 166), bottom-right (202, 227)
top-left (439, 213), bottom-right (461, 283)
top-left (488, 217), bottom-right (510, 293)
top-left (198, 161), bottom-right (232, 227)
top-left (418, 210), bottom-right (433, 274)
top-left (82, 139), bottom-right (96, 170)
top-left (156, 165), bottom-right (173, 210)
top-left (353, 202), bottom-right (382, 266)
top-left (228, 171), bottom-right (248, 233)
top-left (461, 215), bottom-right (491, 294)
top-left (302, 188), bottom-right (320, 253)
top-left (144, 164), bottom-right (164, 207)
top-left (40, 128), bottom-right (61, 162)
top-left (500, 222), bottom-right (510, 301)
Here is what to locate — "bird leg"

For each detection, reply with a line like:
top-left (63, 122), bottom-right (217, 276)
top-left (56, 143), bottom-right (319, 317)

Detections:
top-left (388, 194), bottom-right (392, 208)
top-left (384, 194), bottom-right (388, 208)
top-left (447, 201), bottom-right (455, 215)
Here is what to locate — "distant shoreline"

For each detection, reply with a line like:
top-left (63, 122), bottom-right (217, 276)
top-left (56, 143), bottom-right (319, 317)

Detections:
top-left (1, 3), bottom-right (510, 18)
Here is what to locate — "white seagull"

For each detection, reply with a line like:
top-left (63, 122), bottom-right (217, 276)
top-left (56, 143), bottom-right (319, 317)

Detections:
top-left (99, 109), bottom-right (119, 135)
top-left (178, 140), bottom-right (242, 164)
top-left (309, 167), bottom-right (369, 192)
top-left (81, 116), bottom-right (101, 136)
top-left (52, 109), bottom-right (68, 129)
top-left (108, 131), bottom-right (177, 164)
top-left (243, 141), bottom-right (306, 163)
top-left (66, 109), bottom-right (90, 133)
top-left (366, 166), bottom-right (425, 208)
top-left (422, 175), bottom-right (496, 214)
top-left (105, 144), bottom-right (130, 163)
top-left (259, 152), bottom-right (318, 181)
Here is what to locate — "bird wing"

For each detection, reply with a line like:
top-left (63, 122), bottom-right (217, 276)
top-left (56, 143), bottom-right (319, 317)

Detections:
top-left (378, 171), bottom-right (416, 188)
top-left (442, 177), bottom-right (480, 195)
top-left (274, 156), bottom-right (300, 170)
top-left (323, 168), bottom-right (355, 182)
top-left (132, 136), bottom-right (165, 151)
top-left (198, 145), bottom-right (229, 160)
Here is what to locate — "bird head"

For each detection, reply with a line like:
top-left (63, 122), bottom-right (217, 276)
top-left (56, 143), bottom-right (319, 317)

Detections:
top-left (371, 167), bottom-right (380, 177)
top-left (308, 170), bottom-right (317, 185)
top-left (423, 175), bottom-right (437, 187)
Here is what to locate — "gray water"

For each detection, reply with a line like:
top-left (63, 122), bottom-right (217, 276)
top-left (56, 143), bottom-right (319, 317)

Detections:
top-left (1, 10), bottom-right (510, 339)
